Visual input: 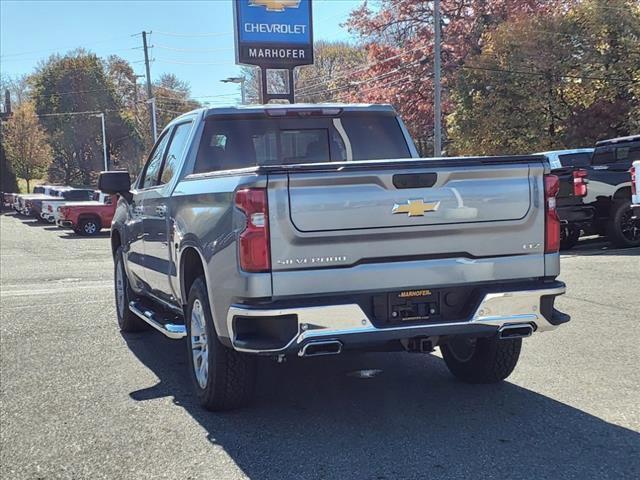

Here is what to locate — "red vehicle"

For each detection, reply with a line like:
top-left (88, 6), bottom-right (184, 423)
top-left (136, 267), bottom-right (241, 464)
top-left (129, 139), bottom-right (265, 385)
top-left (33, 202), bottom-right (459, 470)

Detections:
top-left (57, 192), bottom-right (116, 236)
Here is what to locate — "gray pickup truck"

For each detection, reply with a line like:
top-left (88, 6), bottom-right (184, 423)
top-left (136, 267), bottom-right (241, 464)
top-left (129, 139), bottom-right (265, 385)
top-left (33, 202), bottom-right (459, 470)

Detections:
top-left (99, 104), bottom-right (569, 410)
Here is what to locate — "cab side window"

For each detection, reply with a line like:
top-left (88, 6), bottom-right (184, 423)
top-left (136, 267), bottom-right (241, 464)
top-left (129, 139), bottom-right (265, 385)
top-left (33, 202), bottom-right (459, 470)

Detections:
top-left (139, 132), bottom-right (170, 189)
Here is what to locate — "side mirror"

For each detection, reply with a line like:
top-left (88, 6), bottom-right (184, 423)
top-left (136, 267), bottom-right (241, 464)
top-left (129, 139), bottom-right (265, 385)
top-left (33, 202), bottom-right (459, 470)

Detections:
top-left (98, 171), bottom-right (132, 203)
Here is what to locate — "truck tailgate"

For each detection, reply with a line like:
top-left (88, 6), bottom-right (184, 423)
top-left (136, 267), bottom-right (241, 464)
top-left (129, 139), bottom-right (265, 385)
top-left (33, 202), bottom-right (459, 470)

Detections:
top-left (267, 157), bottom-right (550, 297)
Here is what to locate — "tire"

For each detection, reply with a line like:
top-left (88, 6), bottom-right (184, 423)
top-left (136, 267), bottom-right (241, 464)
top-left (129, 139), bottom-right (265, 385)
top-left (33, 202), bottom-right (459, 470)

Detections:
top-left (78, 217), bottom-right (101, 236)
top-left (186, 277), bottom-right (256, 411)
top-left (560, 225), bottom-right (580, 250)
top-left (441, 336), bottom-right (522, 384)
top-left (607, 200), bottom-right (640, 248)
top-left (114, 246), bottom-right (147, 332)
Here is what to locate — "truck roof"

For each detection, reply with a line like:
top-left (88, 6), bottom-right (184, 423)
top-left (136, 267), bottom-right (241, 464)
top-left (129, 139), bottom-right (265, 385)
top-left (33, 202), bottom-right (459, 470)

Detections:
top-left (595, 134), bottom-right (640, 147)
top-left (173, 103), bottom-right (396, 120)
top-left (536, 148), bottom-right (594, 156)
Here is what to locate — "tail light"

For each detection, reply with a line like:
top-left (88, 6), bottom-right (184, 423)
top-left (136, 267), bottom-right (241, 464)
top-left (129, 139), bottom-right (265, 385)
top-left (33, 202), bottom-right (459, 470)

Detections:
top-left (235, 188), bottom-right (270, 272)
top-left (48, 205), bottom-right (53, 212)
top-left (572, 169), bottom-right (588, 197)
top-left (544, 175), bottom-right (560, 253)
top-left (632, 164), bottom-right (637, 196)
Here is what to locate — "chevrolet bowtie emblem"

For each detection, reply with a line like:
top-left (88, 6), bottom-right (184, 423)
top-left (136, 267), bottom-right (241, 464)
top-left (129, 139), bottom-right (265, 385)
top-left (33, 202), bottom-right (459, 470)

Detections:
top-left (392, 199), bottom-right (440, 217)
top-left (249, 0), bottom-right (301, 12)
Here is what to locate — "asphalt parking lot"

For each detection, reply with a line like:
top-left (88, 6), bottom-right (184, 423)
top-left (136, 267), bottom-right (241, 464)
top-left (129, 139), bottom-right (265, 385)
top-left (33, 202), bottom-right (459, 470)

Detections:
top-left (1, 211), bottom-right (638, 480)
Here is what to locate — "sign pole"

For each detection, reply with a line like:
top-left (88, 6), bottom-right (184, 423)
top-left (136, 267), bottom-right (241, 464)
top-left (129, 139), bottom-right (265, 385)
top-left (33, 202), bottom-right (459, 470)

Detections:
top-left (233, 0), bottom-right (313, 104)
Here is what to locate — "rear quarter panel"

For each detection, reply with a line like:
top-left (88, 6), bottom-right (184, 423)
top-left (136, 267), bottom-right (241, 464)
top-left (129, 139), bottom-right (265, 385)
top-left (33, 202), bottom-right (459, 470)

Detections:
top-left (170, 172), bottom-right (271, 342)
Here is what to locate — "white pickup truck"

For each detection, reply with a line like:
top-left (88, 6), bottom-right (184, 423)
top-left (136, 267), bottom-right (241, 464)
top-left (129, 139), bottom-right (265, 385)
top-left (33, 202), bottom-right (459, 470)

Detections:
top-left (41, 189), bottom-right (96, 223)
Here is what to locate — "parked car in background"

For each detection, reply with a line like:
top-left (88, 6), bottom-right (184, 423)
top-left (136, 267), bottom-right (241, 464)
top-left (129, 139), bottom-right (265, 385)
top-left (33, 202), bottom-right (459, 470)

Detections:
top-left (100, 104), bottom-right (569, 411)
top-left (57, 192), bottom-right (115, 235)
top-left (40, 188), bottom-right (95, 223)
top-left (2, 192), bottom-right (18, 209)
top-left (28, 187), bottom-right (77, 220)
top-left (632, 160), bottom-right (639, 208)
top-left (13, 185), bottom-right (66, 216)
top-left (537, 149), bottom-right (593, 250)
top-left (585, 135), bottom-right (640, 247)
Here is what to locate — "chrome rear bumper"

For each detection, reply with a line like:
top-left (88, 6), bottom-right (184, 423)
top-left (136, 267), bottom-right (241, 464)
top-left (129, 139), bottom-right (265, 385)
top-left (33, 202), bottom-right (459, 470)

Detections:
top-left (227, 283), bottom-right (568, 354)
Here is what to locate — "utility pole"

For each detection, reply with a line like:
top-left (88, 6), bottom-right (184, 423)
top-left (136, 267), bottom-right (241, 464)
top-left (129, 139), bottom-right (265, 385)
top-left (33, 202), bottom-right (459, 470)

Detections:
top-left (142, 31), bottom-right (156, 141)
top-left (148, 98), bottom-right (158, 142)
top-left (91, 113), bottom-right (108, 171)
top-left (433, 0), bottom-right (442, 157)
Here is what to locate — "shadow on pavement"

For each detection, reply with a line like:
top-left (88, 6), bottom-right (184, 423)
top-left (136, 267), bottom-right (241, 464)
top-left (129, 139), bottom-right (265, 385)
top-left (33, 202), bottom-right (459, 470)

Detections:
top-left (125, 332), bottom-right (639, 480)
top-left (562, 236), bottom-right (640, 257)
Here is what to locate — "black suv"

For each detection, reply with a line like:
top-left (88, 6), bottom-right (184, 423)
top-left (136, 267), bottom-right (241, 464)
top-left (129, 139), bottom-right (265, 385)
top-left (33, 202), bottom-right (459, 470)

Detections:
top-left (585, 135), bottom-right (640, 247)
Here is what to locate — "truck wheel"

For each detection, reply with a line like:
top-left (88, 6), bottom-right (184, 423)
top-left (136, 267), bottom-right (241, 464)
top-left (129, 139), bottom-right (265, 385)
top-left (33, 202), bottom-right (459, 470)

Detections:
top-left (114, 246), bottom-right (147, 332)
top-left (441, 336), bottom-right (522, 384)
top-left (560, 226), bottom-right (580, 250)
top-left (186, 276), bottom-right (256, 411)
top-left (78, 217), bottom-right (101, 236)
top-left (607, 201), bottom-right (640, 248)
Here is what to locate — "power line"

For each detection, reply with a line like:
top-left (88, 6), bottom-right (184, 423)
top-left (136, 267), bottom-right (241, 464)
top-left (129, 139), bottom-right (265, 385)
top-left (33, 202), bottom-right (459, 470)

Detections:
top-left (36, 108), bottom-right (124, 118)
top-left (295, 44), bottom-right (430, 94)
top-left (0, 35), bottom-right (135, 58)
top-left (154, 58), bottom-right (236, 66)
top-left (459, 63), bottom-right (638, 83)
top-left (153, 30), bottom-right (232, 38)
top-left (154, 44), bottom-right (234, 53)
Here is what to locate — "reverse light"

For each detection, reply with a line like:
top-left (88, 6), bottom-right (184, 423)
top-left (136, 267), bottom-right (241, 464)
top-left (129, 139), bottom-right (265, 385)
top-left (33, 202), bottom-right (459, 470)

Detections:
top-left (572, 169), bottom-right (588, 197)
top-left (544, 175), bottom-right (560, 253)
top-left (235, 188), bottom-right (270, 272)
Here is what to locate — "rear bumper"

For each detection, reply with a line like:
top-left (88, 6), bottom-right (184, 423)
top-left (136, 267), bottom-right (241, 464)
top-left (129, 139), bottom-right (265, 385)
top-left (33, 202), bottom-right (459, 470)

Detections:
top-left (226, 281), bottom-right (568, 355)
top-left (557, 204), bottom-right (594, 226)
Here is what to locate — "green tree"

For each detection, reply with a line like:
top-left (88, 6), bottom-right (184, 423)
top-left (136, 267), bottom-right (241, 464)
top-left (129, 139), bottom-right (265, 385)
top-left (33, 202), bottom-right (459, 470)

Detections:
top-left (447, 0), bottom-right (640, 155)
top-left (30, 50), bottom-right (144, 185)
top-left (3, 102), bottom-right (51, 192)
top-left (0, 123), bottom-right (20, 193)
top-left (154, 73), bottom-right (200, 132)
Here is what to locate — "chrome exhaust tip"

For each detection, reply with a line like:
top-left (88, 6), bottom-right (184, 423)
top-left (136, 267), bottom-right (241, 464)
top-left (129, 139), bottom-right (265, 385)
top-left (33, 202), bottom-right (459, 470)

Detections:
top-left (299, 340), bottom-right (343, 357)
top-left (498, 324), bottom-right (534, 340)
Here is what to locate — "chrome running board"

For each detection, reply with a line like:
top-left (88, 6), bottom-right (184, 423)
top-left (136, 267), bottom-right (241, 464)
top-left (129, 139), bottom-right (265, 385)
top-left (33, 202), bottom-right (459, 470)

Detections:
top-left (129, 301), bottom-right (186, 339)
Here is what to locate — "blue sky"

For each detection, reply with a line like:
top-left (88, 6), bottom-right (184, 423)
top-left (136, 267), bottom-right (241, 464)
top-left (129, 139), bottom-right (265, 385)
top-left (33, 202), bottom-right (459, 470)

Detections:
top-left (0, 0), bottom-right (362, 104)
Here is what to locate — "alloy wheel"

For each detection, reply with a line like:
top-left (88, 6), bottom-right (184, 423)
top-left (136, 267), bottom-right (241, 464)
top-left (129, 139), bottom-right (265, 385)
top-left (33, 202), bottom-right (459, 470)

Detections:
top-left (190, 299), bottom-right (209, 389)
top-left (84, 222), bottom-right (97, 235)
top-left (620, 208), bottom-right (640, 242)
top-left (115, 259), bottom-right (125, 319)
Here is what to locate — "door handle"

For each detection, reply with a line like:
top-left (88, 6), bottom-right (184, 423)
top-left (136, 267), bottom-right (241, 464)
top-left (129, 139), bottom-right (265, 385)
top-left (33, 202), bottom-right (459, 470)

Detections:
top-left (155, 205), bottom-right (167, 217)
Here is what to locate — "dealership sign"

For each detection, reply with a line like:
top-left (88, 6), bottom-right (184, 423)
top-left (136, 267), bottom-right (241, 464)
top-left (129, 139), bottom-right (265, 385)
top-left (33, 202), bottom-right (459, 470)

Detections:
top-left (234, 0), bottom-right (314, 67)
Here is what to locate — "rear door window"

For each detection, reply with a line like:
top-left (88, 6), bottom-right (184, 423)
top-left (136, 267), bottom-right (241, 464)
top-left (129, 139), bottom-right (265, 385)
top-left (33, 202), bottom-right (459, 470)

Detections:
top-left (592, 147), bottom-right (615, 165)
top-left (139, 131), bottom-right (170, 189)
top-left (159, 121), bottom-right (193, 184)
